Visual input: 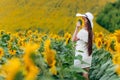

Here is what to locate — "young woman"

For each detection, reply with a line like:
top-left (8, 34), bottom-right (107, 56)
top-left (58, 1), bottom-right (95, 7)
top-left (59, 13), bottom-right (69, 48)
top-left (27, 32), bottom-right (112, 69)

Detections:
top-left (72, 12), bottom-right (94, 80)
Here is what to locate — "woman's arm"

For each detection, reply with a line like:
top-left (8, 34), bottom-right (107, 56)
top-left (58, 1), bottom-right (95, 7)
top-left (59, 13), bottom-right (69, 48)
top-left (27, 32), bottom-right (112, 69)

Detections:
top-left (72, 22), bottom-right (81, 42)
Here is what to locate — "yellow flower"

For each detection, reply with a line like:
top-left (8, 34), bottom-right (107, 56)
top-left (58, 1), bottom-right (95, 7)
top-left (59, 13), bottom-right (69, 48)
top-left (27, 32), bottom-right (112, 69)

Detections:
top-left (112, 53), bottom-right (120, 65)
top-left (0, 30), bottom-right (5, 35)
top-left (107, 36), bottom-right (117, 53)
top-left (26, 30), bottom-right (32, 36)
top-left (33, 37), bottom-right (42, 44)
top-left (103, 38), bottom-right (109, 51)
top-left (1, 58), bottom-right (22, 80)
top-left (44, 39), bottom-right (51, 52)
top-left (95, 38), bottom-right (102, 49)
top-left (43, 50), bottom-right (56, 67)
top-left (18, 38), bottom-right (26, 47)
top-left (16, 31), bottom-right (24, 38)
top-left (0, 48), bottom-right (4, 59)
top-left (9, 49), bottom-right (16, 55)
top-left (23, 42), bottom-right (39, 67)
top-left (43, 39), bottom-right (56, 67)
top-left (97, 32), bottom-right (104, 39)
top-left (64, 32), bottom-right (71, 45)
top-left (64, 32), bottom-right (71, 39)
top-left (49, 66), bottom-right (57, 75)
top-left (7, 32), bottom-right (11, 35)
top-left (51, 34), bottom-right (58, 39)
top-left (25, 65), bottom-right (39, 80)
top-left (115, 65), bottom-right (120, 76)
top-left (65, 38), bottom-right (70, 45)
top-left (76, 17), bottom-right (84, 28)
top-left (33, 30), bottom-right (38, 35)
top-left (43, 39), bottom-right (57, 75)
top-left (50, 34), bottom-right (63, 40)
top-left (23, 42), bottom-right (40, 80)
top-left (114, 30), bottom-right (120, 43)
top-left (115, 43), bottom-right (120, 53)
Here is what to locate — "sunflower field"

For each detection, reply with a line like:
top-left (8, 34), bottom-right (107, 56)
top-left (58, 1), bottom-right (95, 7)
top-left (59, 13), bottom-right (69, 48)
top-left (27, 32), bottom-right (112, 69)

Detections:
top-left (0, 29), bottom-right (120, 80)
top-left (90, 30), bottom-right (120, 80)
top-left (0, 30), bottom-right (87, 80)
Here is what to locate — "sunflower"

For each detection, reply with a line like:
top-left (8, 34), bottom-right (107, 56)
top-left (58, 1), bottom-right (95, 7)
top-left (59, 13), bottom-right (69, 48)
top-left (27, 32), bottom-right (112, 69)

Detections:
top-left (18, 38), bottom-right (26, 47)
top-left (44, 39), bottom-right (51, 52)
top-left (64, 32), bottom-right (71, 39)
top-left (0, 30), bottom-right (5, 35)
top-left (98, 32), bottom-right (104, 37)
top-left (23, 42), bottom-right (39, 66)
top-left (114, 30), bottom-right (120, 43)
top-left (26, 30), bottom-right (32, 37)
top-left (0, 48), bottom-right (4, 59)
top-left (9, 49), bottom-right (16, 55)
top-left (7, 32), bottom-right (11, 35)
top-left (24, 65), bottom-right (39, 80)
top-left (115, 43), bottom-right (120, 53)
top-left (112, 53), bottom-right (120, 65)
top-left (76, 16), bottom-right (85, 28)
top-left (49, 66), bottom-right (57, 75)
top-left (102, 38), bottom-right (109, 50)
top-left (95, 38), bottom-right (103, 49)
top-left (23, 42), bottom-right (40, 80)
top-left (107, 36), bottom-right (117, 53)
top-left (16, 31), bottom-right (24, 38)
top-left (43, 39), bottom-right (56, 67)
top-left (50, 33), bottom-right (62, 40)
top-left (33, 30), bottom-right (38, 35)
top-left (64, 32), bottom-right (71, 45)
top-left (115, 65), bottom-right (120, 76)
top-left (43, 39), bottom-right (57, 75)
top-left (1, 58), bottom-right (22, 80)
top-left (43, 50), bottom-right (56, 67)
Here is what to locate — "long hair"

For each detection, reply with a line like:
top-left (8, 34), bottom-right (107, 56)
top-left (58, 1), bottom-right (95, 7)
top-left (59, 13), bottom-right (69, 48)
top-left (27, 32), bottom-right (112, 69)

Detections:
top-left (86, 17), bottom-right (93, 56)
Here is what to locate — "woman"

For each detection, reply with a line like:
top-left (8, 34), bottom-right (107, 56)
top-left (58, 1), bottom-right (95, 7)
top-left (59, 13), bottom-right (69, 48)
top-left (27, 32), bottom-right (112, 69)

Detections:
top-left (72, 12), bottom-right (94, 80)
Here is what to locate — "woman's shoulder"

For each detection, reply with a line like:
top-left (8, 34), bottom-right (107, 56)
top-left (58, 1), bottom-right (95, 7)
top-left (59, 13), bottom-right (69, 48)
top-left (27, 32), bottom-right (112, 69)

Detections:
top-left (77, 28), bottom-right (88, 38)
top-left (80, 28), bottom-right (88, 33)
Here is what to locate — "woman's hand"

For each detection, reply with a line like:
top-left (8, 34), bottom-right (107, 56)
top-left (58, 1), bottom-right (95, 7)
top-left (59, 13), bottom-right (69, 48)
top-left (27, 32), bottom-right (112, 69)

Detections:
top-left (76, 21), bottom-right (81, 29)
top-left (72, 21), bottom-right (80, 42)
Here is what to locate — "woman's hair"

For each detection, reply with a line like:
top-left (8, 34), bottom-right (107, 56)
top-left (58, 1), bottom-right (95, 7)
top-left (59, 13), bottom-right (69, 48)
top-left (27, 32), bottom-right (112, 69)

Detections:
top-left (86, 17), bottom-right (93, 56)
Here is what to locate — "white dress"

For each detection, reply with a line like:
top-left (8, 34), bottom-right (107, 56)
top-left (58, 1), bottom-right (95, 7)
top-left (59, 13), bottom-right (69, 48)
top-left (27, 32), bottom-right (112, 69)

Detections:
top-left (74, 28), bottom-right (92, 68)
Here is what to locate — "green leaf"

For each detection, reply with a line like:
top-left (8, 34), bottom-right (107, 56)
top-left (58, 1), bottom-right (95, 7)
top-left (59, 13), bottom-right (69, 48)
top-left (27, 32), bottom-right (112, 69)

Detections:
top-left (108, 75), bottom-right (120, 80)
top-left (96, 60), bottom-right (110, 78)
top-left (74, 55), bottom-right (82, 61)
top-left (70, 65), bottom-right (86, 73)
top-left (14, 71), bottom-right (24, 80)
top-left (99, 73), bottom-right (111, 80)
top-left (1, 34), bottom-right (10, 42)
top-left (0, 76), bottom-right (4, 80)
top-left (77, 50), bottom-right (84, 53)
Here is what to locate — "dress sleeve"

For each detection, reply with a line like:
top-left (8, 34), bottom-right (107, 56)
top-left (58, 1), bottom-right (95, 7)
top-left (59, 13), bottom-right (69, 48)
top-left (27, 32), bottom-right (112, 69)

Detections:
top-left (77, 29), bottom-right (88, 42)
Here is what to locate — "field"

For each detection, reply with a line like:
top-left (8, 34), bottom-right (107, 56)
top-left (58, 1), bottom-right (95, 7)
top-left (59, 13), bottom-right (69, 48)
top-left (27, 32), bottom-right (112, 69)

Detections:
top-left (0, 0), bottom-right (115, 33)
top-left (0, 0), bottom-right (120, 80)
top-left (0, 29), bottom-right (120, 80)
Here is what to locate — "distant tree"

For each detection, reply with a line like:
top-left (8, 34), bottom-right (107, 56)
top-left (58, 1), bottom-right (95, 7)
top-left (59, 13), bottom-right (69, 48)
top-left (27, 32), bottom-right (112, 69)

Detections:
top-left (96, 0), bottom-right (120, 32)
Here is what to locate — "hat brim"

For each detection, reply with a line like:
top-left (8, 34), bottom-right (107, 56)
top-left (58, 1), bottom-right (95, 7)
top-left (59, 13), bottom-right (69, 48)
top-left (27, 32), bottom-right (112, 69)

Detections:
top-left (76, 13), bottom-right (86, 17)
